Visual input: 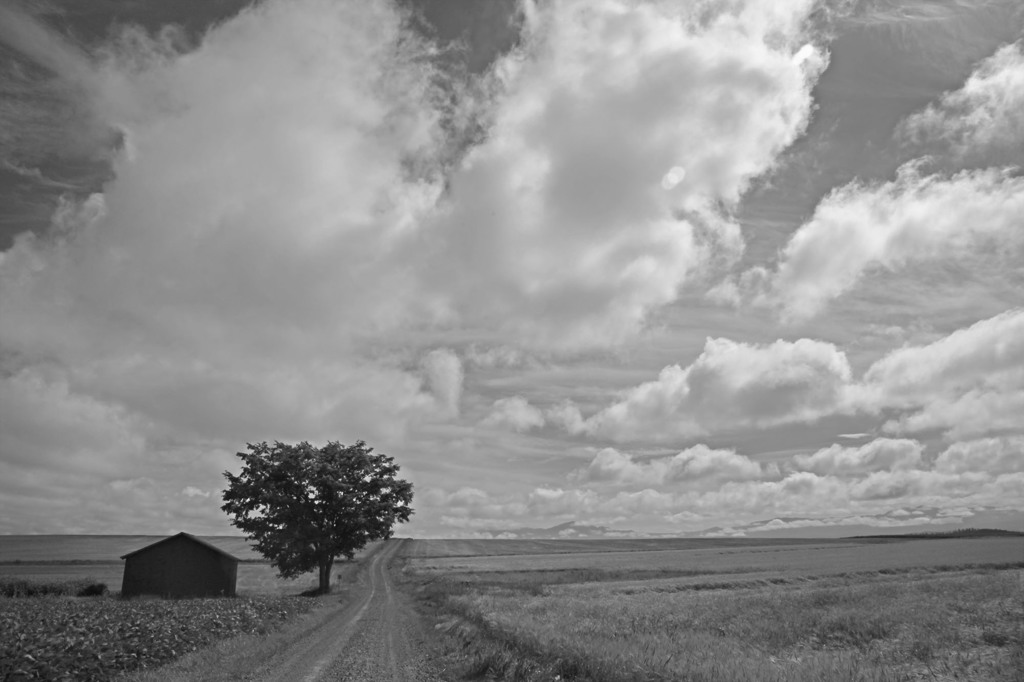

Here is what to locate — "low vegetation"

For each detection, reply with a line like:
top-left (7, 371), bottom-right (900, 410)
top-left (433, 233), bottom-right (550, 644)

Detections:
top-left (1, 577), bottom-right (108, 598)
top-left (0, 581), bottom-right (315, 681)
top-left (404, 538), bottom-right (1024, 681)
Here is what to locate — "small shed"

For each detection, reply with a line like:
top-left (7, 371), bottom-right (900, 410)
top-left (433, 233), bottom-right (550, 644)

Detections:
top-left (121, 532), bottom-right (238, 598)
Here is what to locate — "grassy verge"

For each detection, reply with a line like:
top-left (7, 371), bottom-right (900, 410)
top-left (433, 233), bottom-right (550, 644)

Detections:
top-left (405, 564), bottom-right (1024, 681)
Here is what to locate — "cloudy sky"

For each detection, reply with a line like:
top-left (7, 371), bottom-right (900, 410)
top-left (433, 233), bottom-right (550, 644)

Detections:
top-left (1, 0), bottom-right (1022, 538)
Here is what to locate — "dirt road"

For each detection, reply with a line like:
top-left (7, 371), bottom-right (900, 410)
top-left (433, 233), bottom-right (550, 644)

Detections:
top-left (248, 539), bottom-right (444, 681)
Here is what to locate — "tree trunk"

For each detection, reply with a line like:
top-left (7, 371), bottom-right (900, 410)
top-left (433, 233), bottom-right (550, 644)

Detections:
top-left (317, 557), bottom-right (334, 594)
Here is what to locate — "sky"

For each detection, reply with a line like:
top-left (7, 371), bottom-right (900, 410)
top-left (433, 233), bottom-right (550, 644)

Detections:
top-left (1, 0), bottom-right (1022, 539)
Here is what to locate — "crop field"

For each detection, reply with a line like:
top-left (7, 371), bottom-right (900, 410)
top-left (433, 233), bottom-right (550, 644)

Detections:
top-left (0, 537), bottom-right (384, 680)
top-left (403, 537), bottom-right (1024, 681)
top-left (0, 592), bottom-right (316, 680)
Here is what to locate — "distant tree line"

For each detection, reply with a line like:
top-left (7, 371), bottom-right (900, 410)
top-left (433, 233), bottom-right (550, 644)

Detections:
top-left (850, 528), bottom-right (1023, 539)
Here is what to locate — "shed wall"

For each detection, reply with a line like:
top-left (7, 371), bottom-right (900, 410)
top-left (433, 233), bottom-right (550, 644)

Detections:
top-left (121, 536), bottom-right (237, 598)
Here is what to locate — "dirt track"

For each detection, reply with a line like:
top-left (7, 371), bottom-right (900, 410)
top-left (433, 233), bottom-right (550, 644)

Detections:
top-left (248, 539), bottom-right (444, 681)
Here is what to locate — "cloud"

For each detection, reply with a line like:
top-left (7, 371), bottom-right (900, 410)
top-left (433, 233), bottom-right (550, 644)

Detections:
top-left (860, 308), bottom-right (1024, 438)
top-left (545, 400), bottom-right (586, 434)
top-left (0, 365), bottom-right (146, 478)
top-left (543, 308), bottom-right (1024, 445)
top-left (422, 460), bottom-right (1022, 535)
top-left (863, 309), bottom-right (1024, 400)
top-left (6, 1), bottom-right (1019, 538)
top-left (418, 0), bottom-right (826, 347)
top-left (0, 4), bottom-right (98, 90)
top-left (0, 0), bottom-right (835, 533)
top-left (0, 2), bottom-right (117, 166)
top-left (901, 40), bottom-right (1024, 164)
top-left (0, 2), bottom-right (466, 460)
top-left (526, 486), bottom-right (601, 518)
top-left (739, 513), bottom-right (952, 533)
top-left (0, 363), bottom-right (243, 534)
top-left (570, 445), bottom-right (764, 487)
top-left (730, 39), bottom-right (1024, 320)
top-left (0, 0), bottom-right (830, 365)
top-left (792, 438), bottom-right (923, 476)
top-left (483, 396), bottom-right (545, 431)
top-left (576, 337), bottom-right (852, 442)
top-left (181, 486), bottom-right (210, 498)
top-left (416, 415), bottom-right (1023, 535)
top-left (464, 345), bottom-right (539, 370)
top-left (421, 348), bottom-right (464, 418)
top-left (1, 0), bottom-right (445, 342)
top-left (758, 165), bottom-right (1024, 319)
top-left (884, 391), bottom-right (1024, 439)
top-left (933, 437), bottom-right (1024, 476)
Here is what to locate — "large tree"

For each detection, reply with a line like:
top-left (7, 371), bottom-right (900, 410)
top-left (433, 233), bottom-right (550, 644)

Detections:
top-left (222, 440), bottom-right (413, 594)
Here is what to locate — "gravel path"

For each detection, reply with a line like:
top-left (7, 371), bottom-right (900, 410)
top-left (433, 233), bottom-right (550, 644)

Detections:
top-left (249, 539), bottom-right (445, 682)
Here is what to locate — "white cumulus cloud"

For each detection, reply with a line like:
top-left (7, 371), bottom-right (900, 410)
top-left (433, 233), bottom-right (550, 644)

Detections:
top-left (483, 396), bottom-right (546, 432)
top-left (570, 445), bottom-right (764, 487)
top-left (934, 436), bottom-right (1024, 475)
top-left (547, 309), bottom-right (1024, 444)
top-left (860, 309), bottom-right (1024, 438)
top-left (737, 39), bottom-right (1024, 321)
top-left (793, 438), bottom-right (924, 476)
top-left (420, 0), bottom-right (826, 347)
top-left (760, 165), bottom-right (1024, 320)
top-left (577, 337), bottom-right (853, 442)
top-left (902, 40), bottom-right (1024, 163)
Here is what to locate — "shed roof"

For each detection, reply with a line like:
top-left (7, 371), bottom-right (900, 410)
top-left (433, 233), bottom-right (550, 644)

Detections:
top-left (120, 532), bottom-right (241, 561)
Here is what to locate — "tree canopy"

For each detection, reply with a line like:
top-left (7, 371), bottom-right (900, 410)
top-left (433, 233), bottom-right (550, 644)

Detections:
top-left (222, 440), bottom-right (413, 593)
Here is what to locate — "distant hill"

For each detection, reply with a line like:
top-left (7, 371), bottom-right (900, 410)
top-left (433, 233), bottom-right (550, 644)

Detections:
top-left (0, 535), bottom-right (261, 563)
top-left (848, 528), bottom-right (1024, 540)
top-left (467, 521), bottom-right (659, 540)
top-left (446, 511), bottom-right (1024, 541)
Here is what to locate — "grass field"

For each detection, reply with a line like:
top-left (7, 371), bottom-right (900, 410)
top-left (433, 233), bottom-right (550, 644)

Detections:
top-left (405, 537), bottom-right (1023, 589)
top-left (402, 536), bottom-right (1024, 681)
top-left (403, 537), bottom-right (851, 559)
